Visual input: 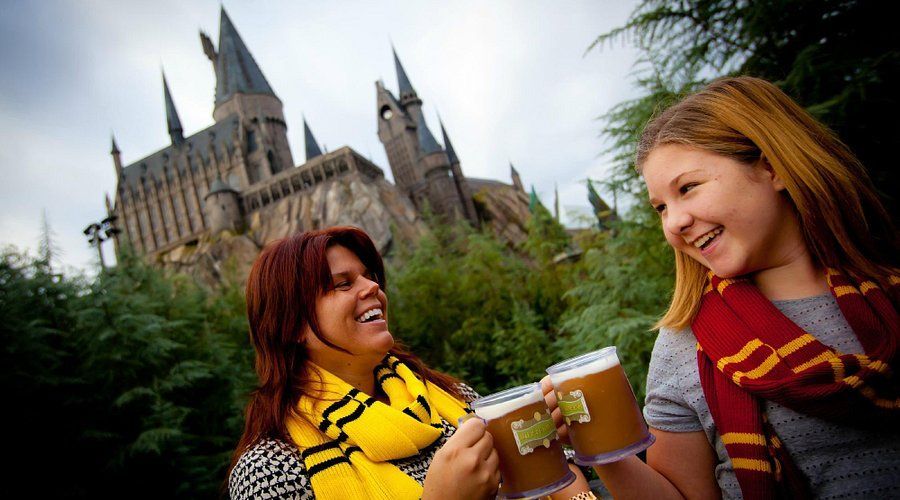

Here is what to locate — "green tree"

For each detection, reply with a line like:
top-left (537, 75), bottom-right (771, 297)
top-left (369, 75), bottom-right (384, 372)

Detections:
top-left (1, 245), bottom-right (253, 498)
top-left (389, 215), bottom-right (573, 395)
top-left (554, 214), bottom-right (673, 402)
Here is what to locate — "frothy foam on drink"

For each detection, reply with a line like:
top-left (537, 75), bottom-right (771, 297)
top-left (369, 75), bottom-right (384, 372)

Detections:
top-left (472, 385), bottom-right (544, 421)
top-left (547, 350), bottom-right (620, 385)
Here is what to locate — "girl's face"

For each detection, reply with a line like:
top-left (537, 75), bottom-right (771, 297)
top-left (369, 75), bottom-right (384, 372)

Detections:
top-left (643, 144), bottom-right (805, 279)
top-left (304, 245), bottom-right (394, 369)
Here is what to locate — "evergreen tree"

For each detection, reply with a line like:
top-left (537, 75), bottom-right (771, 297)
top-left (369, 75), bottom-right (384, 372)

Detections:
top-left (1, 245), bottom-right (253, 498)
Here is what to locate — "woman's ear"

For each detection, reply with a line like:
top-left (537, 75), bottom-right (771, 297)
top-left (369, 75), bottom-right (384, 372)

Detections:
top-left (759, 154), bottom-right (786, 191)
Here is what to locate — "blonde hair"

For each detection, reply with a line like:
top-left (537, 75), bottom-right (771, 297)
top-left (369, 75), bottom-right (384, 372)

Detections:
top-left (636, 76), bottom-right (898, 330)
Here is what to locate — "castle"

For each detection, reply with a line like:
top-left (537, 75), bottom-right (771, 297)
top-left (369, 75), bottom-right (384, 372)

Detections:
top-left (105, 8), bottom-right (531, 264)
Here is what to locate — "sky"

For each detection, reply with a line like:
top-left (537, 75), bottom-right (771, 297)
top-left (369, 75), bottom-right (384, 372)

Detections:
top-left (0, 0), bottom-right (642, 274)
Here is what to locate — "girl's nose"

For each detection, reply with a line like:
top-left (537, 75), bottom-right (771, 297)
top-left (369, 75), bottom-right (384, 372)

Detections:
top-left (663, 205), bottom-right (693, 237)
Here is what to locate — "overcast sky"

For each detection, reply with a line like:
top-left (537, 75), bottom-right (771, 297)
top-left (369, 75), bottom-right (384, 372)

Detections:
top-left (0, 0), bottom-right (641, 273)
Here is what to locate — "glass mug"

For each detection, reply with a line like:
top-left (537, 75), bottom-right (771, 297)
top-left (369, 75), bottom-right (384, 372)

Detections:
top-left (546, 347), bottom-right (654, 465)
top-left (466, 383), bottom-right (575, 499)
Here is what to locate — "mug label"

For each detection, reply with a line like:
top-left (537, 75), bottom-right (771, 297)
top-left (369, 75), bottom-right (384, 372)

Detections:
top-left (511, 410), bottom-right (558, 455)
top-left (557, 390), bottom-right (591, 425)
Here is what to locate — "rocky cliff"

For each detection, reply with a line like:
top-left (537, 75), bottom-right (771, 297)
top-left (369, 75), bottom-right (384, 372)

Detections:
top-left (153, 171), bottom-right (532, 289)
top-left (156, 170), bottom-right (428, 288)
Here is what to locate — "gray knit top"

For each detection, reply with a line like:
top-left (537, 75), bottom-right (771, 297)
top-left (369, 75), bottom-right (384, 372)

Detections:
top-left (643, 293), bottom-right (900, 499)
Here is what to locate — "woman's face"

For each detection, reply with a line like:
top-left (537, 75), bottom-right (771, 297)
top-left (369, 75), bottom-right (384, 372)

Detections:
top-left (304, 245), bottom-right (394, 369)
top-left (643, 144), bottom-right (805, 279)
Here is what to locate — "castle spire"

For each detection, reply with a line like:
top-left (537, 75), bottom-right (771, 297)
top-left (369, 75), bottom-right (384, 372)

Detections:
top-left (392, 46), bottom-right (416, 99)
top-left (213, 7), bottom-right (276, 105)
top-left (110, 134), bottom-right (123, 177)
top-left (162, 72), bottom-right (184, 147)
top-left (439, 118), bottom-right (459, 165)
top-left (303, 117), bottom-right (323, 161)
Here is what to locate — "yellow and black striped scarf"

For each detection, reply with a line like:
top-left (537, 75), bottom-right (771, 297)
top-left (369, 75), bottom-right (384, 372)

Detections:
top-left (286, 356), bottom-right (469, 499)
top-left (693, 269), bottom-right (899, 499)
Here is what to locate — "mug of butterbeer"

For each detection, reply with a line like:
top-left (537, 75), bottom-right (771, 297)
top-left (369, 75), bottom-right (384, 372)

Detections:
top-left (546, 347), bottom-right (654, 465)
top-left (469, 383), bottom-right (575, 499)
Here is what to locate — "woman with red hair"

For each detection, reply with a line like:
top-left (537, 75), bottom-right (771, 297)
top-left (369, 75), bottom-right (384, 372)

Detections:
top-left (227, 227), bottom-right (500, 499)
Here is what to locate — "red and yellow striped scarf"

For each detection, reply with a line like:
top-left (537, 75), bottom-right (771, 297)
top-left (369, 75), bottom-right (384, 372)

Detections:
top-left (692, 269), bottom-right (899, 499)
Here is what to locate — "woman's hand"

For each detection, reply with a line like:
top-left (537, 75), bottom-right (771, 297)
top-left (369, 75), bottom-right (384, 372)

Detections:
top-left (422, 417), bottom-right (500, 500)
top-left (541, 375), bottom-right (570, 445)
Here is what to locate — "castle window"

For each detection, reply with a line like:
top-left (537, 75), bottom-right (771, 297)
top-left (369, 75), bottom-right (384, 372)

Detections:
top-left (291, 176), bottom-right (302, 191)
top-left (246, 130), bottom-right (257, 153)
top-left (261, 192), bottom-right (270, 205)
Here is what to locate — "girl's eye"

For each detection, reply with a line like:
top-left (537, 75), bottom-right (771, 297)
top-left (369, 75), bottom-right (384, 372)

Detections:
top-left (334, 281), bottom-right (352, 291)
top-left (679, 182), bottom-right (698, 195)
top-left (653, 203), bottom-right (666, 214)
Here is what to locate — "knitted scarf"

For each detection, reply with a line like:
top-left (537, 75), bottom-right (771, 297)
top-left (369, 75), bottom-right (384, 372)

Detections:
top-left (285, 356), bottom-right (470, 500)
top-left (692, 269), bottom-right (899, 500)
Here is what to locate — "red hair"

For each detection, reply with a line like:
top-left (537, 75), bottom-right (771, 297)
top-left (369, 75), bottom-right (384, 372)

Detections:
top-left (230, 226), bottom-right (461, 472)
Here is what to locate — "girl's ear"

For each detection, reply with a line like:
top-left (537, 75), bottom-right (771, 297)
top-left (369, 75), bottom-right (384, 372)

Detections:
top-left (759, 154), bottom-right (786, 191)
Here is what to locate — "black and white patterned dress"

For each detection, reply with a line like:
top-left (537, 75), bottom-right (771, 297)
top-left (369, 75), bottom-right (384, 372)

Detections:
top-left (229, 384), bottom-right (480, 500)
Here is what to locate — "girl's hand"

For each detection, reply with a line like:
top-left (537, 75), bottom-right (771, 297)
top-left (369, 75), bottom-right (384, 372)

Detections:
top-left (541, 375), bottom-right (570, 445)
top-left (422, 417), bottom-right (500, 500)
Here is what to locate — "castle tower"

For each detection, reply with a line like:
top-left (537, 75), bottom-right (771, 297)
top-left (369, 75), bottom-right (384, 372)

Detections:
top-left (200, 7), bottom-right (294, 184)
top-left (204, 177), bottom-right (242, 235)
top-left (376, 49), bottom-right (470, 221)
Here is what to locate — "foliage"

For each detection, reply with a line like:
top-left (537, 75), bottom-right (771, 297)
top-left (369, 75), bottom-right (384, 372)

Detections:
top-left (388, 210), bottom-right (574, 395)
top-left (1, 247), bottom-right (253, 498)
top-left (554, 210), bottom-right (673, 403)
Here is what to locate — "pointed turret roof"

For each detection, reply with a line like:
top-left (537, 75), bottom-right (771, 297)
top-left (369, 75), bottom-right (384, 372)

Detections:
top-left (412, 108), bottom-right (442, 155)
top-left (303, 117), bottom-right (323, 161)
top-left (214, 7), bottom-right (275, 105)
top-left (162, 72), bottom-right (184, 146)
top-left (439, 119), bottom-right (459, 165)
top-left (110, 134), bottom-right (120, 155)
top-left (392, 47), bottom-right (416, 97)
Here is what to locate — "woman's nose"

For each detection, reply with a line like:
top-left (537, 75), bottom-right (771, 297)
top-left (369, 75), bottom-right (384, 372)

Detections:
top-left (358, 277), bottom-right (379, 298)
